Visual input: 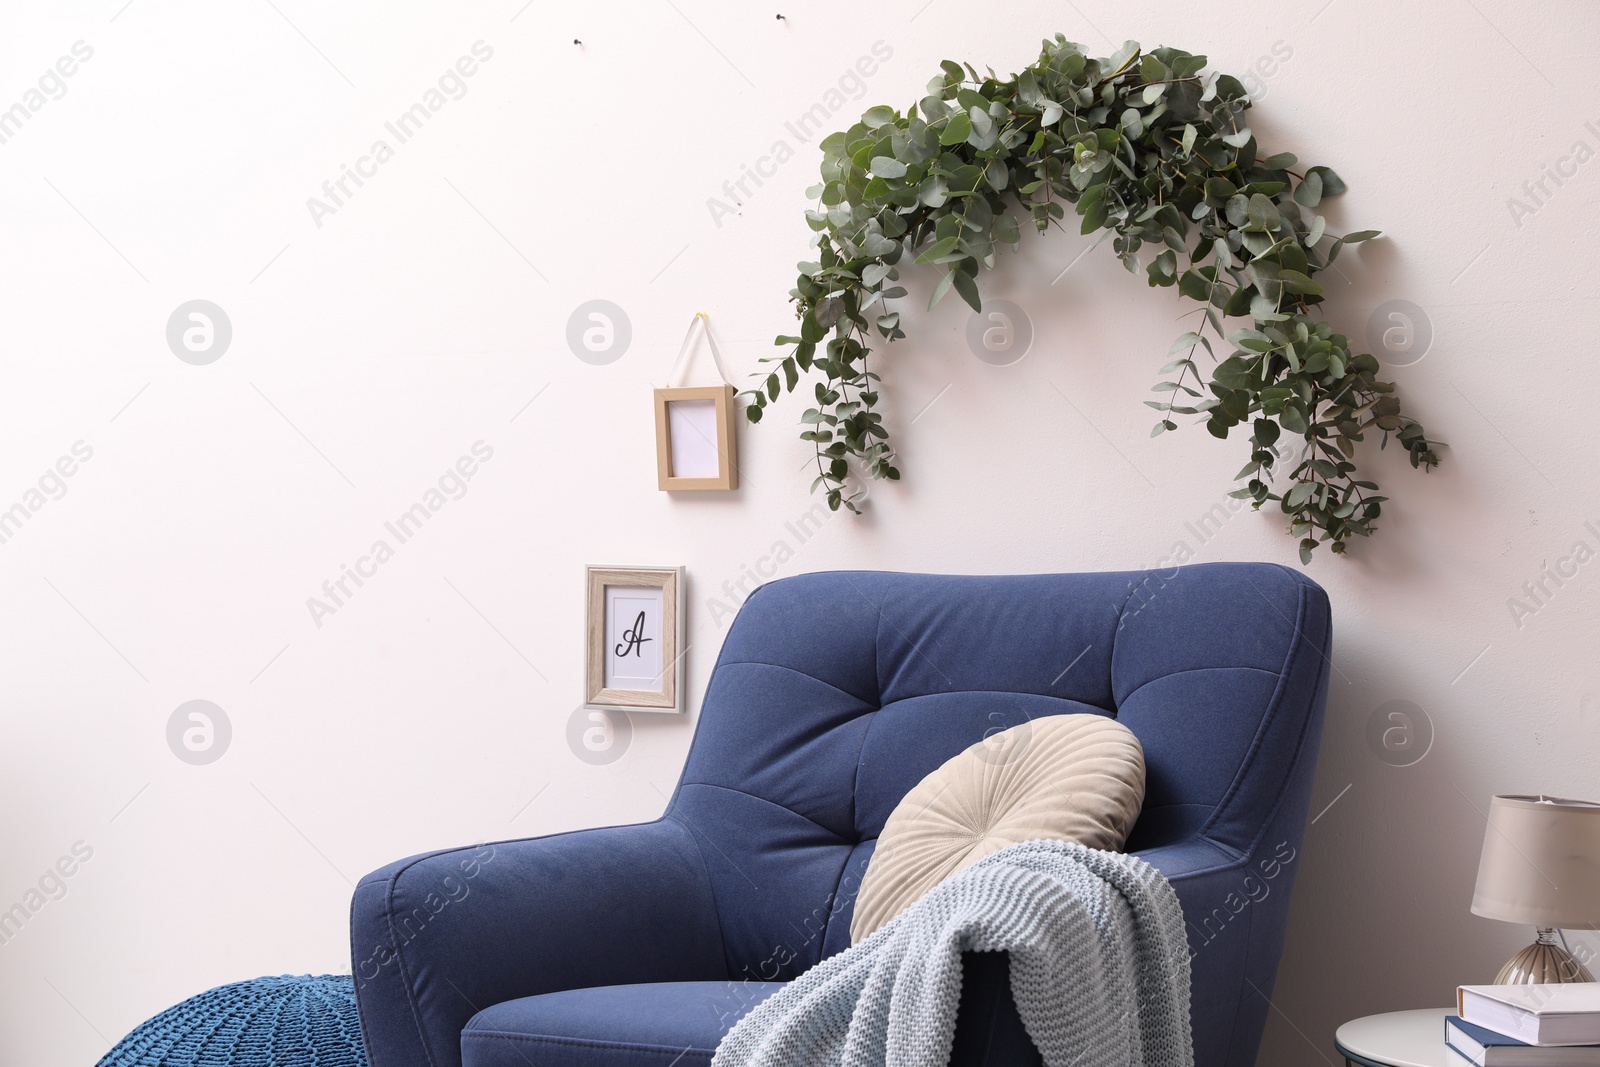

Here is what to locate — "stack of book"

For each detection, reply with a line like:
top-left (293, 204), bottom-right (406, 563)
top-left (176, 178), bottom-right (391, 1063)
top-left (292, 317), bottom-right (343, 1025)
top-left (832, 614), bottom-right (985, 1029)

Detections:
top-left (1448, 985), bottom-right (1600, 1066)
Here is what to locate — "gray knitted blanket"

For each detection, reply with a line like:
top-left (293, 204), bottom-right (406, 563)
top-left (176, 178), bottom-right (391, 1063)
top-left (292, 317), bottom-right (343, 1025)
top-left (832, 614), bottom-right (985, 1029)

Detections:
top-left (713, 840), bottom-right (1193, 1067)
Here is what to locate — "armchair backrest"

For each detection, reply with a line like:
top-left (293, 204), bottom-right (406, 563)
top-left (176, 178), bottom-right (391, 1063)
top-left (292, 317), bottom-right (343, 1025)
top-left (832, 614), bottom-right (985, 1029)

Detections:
top-left (665, 564), bottom-right (1332, 985)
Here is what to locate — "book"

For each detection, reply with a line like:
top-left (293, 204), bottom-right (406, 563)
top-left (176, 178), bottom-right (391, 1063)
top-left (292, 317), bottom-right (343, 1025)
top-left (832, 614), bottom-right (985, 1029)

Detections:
top-left (1446, 1015), bottom-right (1600, 1065)
top-left (1458, 986), bottom-right (1600, 1047)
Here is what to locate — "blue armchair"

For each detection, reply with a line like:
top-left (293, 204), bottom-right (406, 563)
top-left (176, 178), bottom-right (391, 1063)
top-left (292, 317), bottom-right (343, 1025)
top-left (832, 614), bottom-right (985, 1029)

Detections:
top-left (351, 564), bottom-right (1331, 1067)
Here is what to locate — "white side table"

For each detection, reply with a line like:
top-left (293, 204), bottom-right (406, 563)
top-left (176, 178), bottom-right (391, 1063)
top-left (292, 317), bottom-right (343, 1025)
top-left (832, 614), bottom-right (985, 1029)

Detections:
top-left (1335, 1008), bottom-right (1453, 1067)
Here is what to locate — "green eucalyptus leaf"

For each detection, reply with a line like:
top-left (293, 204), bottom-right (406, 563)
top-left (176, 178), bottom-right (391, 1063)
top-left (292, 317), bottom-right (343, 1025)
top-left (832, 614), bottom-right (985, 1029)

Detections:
top-left (1307, 165), bottom-right (1347, 196)
top-left (915, 235), bottom-right (961, 264)
top-left (1278, 269), bottom-right (1321, 295)
top-left (863, 105), bottom-right (898, 128)
top-left (814, 295), bottom-right (846, 329)
top-left (1168, 331), bottom-right (1204, 354)
top-left (950, 270), bottom-right (982, 312)
top-left (1178, 270), bottom-right (1212, 302)
top-left (940, 111), bottom-right (973, 145)
top-left (870, 155), bottom-right (907, 178)
top-left (1292, 170), bottom-right (1322, 208)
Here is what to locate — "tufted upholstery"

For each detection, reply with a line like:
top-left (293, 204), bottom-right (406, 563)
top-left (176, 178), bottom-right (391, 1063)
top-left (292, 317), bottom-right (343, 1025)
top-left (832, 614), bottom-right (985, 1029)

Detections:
top-left (351, 564), bottom-right (1332, 1067)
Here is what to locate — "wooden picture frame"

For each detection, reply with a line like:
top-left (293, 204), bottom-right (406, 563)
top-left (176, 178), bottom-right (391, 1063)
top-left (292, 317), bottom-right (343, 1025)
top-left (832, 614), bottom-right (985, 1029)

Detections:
top-left (654, 384), bottom-right (738, 491)
top-left (585, 566), bottom-right (684, 714)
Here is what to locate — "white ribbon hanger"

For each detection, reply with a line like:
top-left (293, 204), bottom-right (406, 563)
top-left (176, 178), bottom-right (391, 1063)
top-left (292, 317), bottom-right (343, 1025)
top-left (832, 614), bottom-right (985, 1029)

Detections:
top-left (665, 312), bottom-right (733, 388)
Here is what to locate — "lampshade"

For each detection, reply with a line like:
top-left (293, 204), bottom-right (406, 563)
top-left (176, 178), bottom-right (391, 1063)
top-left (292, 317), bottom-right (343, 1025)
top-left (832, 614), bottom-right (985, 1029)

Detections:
top-left (1472, 794), bottom-right (1600, 930)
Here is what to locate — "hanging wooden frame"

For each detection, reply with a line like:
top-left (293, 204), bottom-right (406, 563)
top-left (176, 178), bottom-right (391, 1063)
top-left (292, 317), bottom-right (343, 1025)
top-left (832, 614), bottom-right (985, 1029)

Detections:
top-left (654, 383), bottom-right (738, 491)
top-left (654, 313), bottom-right (739, 491)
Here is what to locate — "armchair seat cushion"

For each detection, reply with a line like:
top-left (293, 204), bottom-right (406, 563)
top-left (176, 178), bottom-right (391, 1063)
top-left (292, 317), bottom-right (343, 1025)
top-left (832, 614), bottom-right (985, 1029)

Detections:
top-left (460, 981), bottom-right (783, 1067)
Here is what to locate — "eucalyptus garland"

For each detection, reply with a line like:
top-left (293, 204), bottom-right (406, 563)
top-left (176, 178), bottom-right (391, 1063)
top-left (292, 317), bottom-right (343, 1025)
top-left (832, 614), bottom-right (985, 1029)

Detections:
top-left (745, 36), bottom-right (1441, 561)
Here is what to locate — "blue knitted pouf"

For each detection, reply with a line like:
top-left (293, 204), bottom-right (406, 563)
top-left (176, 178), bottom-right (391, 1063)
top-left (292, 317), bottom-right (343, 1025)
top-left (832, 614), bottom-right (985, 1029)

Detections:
top-left (95, 974), bottom-right (367, 1067)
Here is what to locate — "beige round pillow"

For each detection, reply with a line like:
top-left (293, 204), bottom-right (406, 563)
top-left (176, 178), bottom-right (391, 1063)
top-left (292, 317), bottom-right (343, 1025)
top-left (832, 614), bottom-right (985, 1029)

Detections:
top-left (850, 713), bottom-right (1145, 942)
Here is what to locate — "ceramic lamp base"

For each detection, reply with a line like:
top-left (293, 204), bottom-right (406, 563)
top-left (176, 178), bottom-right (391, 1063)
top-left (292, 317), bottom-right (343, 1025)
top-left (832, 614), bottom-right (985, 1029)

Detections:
top-left (1495, 929), bottom-right (1596, 984)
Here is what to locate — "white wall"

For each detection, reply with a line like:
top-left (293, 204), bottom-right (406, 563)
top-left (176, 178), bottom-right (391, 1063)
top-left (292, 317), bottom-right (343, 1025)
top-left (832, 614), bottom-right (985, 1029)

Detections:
top-left (2, 1), bottom-right (1596, 1063)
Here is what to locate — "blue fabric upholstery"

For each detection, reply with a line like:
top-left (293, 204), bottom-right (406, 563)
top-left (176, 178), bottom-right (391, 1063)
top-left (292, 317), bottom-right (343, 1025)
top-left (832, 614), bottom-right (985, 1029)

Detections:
top-left (351, 564), bottom-right (1332, 1067)
top-left (460, 981), bottom-right (781, 1067)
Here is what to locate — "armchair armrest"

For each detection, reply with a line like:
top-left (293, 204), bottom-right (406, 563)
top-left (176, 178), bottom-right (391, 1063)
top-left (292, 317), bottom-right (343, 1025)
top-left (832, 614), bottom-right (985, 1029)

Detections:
top-left (946, 837), bottom-right (1304, 1067)
top-left (351, 818), bottom-right (727, 1067)
top-left (1139, 835), bottom-right (1302, 1067)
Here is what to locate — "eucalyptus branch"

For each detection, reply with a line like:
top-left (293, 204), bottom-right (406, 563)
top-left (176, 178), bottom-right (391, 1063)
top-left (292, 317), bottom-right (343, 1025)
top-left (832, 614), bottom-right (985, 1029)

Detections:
top-left (743, 35), bottom-right (1442, 558)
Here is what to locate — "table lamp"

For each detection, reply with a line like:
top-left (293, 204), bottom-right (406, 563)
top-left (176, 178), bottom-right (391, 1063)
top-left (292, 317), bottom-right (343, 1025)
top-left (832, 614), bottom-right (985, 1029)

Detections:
top-left (1471, 794), bottom-right (1600, 983)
